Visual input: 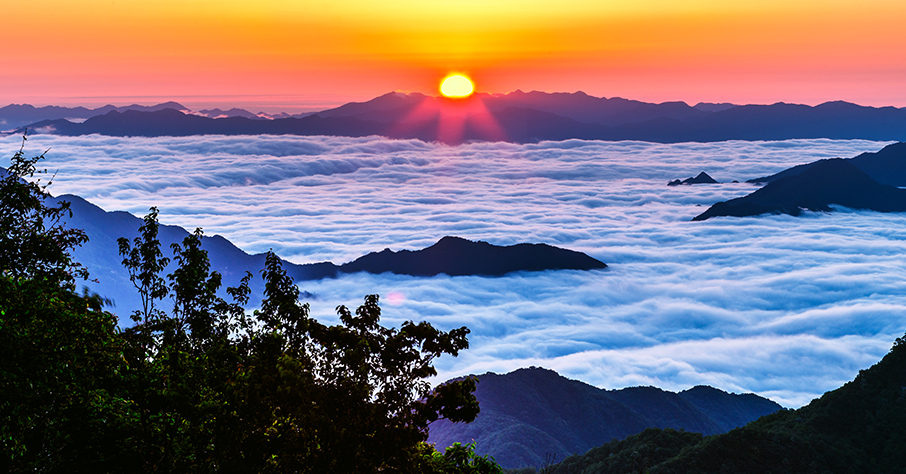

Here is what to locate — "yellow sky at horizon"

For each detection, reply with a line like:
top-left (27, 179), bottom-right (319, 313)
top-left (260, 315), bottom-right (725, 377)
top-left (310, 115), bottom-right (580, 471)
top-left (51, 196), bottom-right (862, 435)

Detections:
top-left (4, 0), bottom-right (905, 111)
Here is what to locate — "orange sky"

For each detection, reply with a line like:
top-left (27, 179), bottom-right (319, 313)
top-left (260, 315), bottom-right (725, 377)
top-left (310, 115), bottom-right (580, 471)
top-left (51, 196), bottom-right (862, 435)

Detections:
top-left (4, 0), bottom-right (906, 112)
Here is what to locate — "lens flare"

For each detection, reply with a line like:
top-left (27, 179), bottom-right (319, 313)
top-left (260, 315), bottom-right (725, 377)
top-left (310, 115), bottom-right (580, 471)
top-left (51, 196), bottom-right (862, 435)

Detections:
top-left (440, 74), bottom-right (474, 98)
top-left (385, 292), bottom-right (406, 305)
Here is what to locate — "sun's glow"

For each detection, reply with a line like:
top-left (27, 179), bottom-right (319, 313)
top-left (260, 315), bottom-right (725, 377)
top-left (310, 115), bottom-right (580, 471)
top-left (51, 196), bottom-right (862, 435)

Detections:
top-left (440, 74), bottom-right (474, 98)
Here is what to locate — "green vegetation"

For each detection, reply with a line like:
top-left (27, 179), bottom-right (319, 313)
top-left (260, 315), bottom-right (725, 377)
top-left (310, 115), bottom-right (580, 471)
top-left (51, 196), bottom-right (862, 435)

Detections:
top-left (548, 428), bottom-right (703, 474)
top-left (647, 332), bottom-right (906, 474)
top-left (508, 336), bottom-right (906, 474)
top-left (503, 428), bottom-right (703, 474)
top-left (421, 442), bottom-right (504, 474)
top-left (0, 140), bottom-right (501, 473)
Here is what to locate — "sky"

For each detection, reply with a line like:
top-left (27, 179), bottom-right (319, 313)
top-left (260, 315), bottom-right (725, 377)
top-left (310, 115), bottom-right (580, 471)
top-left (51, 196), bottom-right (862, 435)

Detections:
top-left (3, 133), bottom-right (903, 408)
top-left (4, 0), bottom-right (906, 112)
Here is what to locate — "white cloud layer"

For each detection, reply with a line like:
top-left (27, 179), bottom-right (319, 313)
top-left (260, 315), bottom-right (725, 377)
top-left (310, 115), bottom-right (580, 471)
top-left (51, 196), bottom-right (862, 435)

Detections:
top-left (3, 133), bottom-right (903, 407)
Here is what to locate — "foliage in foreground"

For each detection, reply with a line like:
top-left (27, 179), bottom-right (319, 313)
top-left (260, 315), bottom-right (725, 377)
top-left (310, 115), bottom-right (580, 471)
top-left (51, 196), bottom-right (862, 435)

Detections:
top-left (509, 335), bottom-right (906, 474)
top-left (0, 140), bottom-right (499, 473)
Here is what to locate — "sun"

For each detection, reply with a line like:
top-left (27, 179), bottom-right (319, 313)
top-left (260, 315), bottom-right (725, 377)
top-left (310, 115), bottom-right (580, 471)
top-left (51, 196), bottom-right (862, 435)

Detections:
top-left (440, 74), bottom-right (474, 98)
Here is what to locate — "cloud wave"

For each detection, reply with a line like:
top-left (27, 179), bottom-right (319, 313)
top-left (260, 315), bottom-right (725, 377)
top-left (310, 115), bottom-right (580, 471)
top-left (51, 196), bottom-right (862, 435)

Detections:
top-left (3, 133), bottom-right (902, 407)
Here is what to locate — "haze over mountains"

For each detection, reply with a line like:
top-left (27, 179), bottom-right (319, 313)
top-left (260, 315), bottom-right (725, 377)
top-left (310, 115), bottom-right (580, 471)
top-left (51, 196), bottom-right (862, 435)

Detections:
top-left (0, 102), bottom-right (309, 129)
top-left (7, 91), bottom-right (906, 144)
top-left (0, 102), bottom-right (190, 128)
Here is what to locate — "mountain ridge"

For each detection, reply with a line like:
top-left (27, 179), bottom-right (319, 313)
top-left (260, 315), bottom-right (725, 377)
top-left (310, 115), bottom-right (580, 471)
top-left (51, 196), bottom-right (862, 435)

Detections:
top-left (9, 91), bottom-right (906, 143)
top-left (51, 193), bottom-right (605, 316)
top-left (695, 141), bottom-right (906, 220)
top-left (542, 333), bottom-right (906, 473)
top-left (0, 102), bottom-right (189, 129)
top-left (428, 367), bottom-right (781, 469)
top-left (749, 141), bottom-right (906, 186)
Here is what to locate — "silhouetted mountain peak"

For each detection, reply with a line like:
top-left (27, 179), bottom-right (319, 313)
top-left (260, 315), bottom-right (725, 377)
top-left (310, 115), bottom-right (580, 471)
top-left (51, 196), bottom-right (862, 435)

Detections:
top-left (196, 107), bottom-right (265, 120)
top-left (147, 101), bottom-right (187, 111)
top-left (668, 171), bottom-right (719, 186)
top-left (636, 334), bottom-right (906, 473)
top-left (338, 236), bottom-right (606, 277)
top-left (428, 367), bottom-right (780, 469)
top-left (694, 155), bottom-right (906, 220)
top-left (693, 102), bottom-right (737, 112)
top-left (430, 235), bottom-right (494, 251)
top-left (748, 141), bottom-right (906, 187)
top-left (681, 385), bottom-right (725, 395)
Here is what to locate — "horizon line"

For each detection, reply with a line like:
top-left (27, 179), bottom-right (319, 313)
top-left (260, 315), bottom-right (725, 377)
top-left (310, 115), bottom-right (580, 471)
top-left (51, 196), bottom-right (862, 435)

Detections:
top-left (3, 90), bottom-right (905, 116)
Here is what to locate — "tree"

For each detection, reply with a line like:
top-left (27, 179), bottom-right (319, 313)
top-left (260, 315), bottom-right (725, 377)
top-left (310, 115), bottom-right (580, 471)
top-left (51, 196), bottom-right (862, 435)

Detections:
top-left (0, 134), bottom-right (87, 285)
top-left (1, 138), bottom-right (491, 473)
top-left (116, 212), bottom-right (485, 473)
top-left (1, 137), bottom-right (133, 472)
top-left (117, 207), bottom-right (169, 325)
top-left (419, 442), bottom-right (504, 474)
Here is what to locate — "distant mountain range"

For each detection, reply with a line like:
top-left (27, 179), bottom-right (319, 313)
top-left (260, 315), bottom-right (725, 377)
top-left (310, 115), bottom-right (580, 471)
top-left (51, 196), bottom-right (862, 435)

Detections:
top-left (0, 102), bottom-right (189, 129)
top-left (694, 142), bottom-right (906, 220)
top-left (427, 367), bottom-right (781, 469)
top-left (7, 91), bottom-right (906, 143)
top-left (0, 102), bottom-right (311, 129)
top-left (52, 193), bottom-right (605, 315)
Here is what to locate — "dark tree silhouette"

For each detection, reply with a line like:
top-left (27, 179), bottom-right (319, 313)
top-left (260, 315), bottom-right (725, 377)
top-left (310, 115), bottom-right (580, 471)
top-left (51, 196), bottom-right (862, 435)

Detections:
top-left (1, 140), bottom-right (494, 473)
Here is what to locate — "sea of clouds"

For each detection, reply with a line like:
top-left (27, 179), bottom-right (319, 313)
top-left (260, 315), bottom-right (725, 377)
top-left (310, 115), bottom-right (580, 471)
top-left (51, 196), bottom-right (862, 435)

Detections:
top-left (3, 133), bottom-right (904, 407)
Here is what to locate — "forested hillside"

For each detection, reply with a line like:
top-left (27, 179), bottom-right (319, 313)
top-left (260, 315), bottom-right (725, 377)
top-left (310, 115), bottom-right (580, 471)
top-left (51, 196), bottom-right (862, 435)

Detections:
top-left (429, 368), bottom-right (780, 469)
top-left (0, 140), bottom-right (501, 473)
top-left (511, 332), bottom-right (906, 473)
